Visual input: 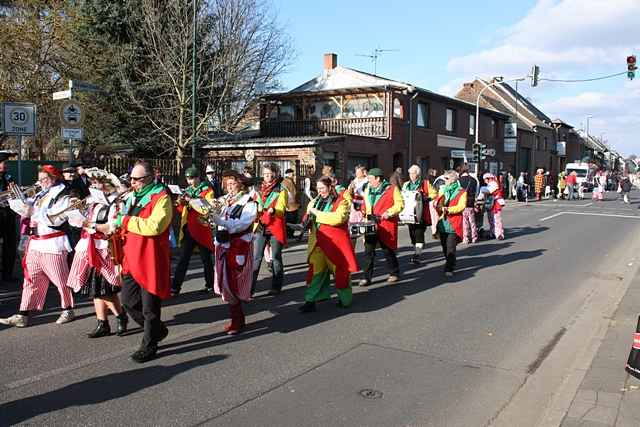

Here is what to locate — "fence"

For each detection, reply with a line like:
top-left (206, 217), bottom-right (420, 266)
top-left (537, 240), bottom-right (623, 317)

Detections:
top-left (99, 158), bottom-right (181, 185)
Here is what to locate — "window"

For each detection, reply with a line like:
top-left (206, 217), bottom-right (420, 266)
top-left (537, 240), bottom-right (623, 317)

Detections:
top-left (543, 137), bottom-right (548, 151)
top-left (417, 103), bottom-right (429, 127)
top-left (469, 114), bottom-right (475, 136)
top-left (490, 119), bottom-right (496, 139)
top-left (393, 98), bottom-right (403, 119)
top-left (535, 136), bottom-right (541, 150)
top-left (446, 108), bottom-right (456, 132)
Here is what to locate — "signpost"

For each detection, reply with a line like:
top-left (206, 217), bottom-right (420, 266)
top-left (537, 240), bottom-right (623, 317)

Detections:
top-left (59, 100), bottom-right (83, 160)
top-left (1, 102), bottom-right (37, 185)
top-left (482, 148), bottom-right (497, 157)
top-left (62, 128), bottom-right (83, 140)
top-left (52, 89), bottom-right (72, 101)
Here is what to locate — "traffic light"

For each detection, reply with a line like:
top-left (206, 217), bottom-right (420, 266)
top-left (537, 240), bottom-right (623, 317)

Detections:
top-left (474, 143), bottom-right (487, 161)
top-left (628, 55), bottom-right (637, 80)
top-left (531, 65), bottom-right (540, 87)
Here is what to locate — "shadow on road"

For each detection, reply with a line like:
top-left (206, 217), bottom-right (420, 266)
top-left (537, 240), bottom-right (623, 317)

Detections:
top-left (0, 354), bottom-right (227, 425)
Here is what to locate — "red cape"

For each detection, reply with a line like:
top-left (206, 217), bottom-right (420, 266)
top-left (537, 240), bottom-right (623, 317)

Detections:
top-left (260, 195), bottom-right (287, 246)
top-left (122, 191), bottom-right (171, 299)
top-left (371, 187), bottom-right (399, 250)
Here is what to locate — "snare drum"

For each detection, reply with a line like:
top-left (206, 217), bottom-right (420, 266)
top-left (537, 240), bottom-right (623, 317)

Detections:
top-left (399, 190), bottom-right (424, 224)
top-left (349, 220), bottom-right (377, 237)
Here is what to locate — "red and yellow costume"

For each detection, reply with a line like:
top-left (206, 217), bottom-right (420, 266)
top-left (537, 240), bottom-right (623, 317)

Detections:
top-left (256, 179), bottom-right (288, 245)
top-left (176, 182), bottom-right (215, 252)
top-left (305, 191), bottom-right (359, 306)
top-left (117, 183), bottom-right (173, 299)
top-left (362, 182), bottom-right (404, 250)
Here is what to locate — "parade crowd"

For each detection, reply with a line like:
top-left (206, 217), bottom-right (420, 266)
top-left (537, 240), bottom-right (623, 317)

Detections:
top-left (4, 154), bottom-right (622, 363)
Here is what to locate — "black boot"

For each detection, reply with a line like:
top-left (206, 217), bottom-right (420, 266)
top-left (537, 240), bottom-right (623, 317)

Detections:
top-left (88, 320), bottom-right (111, 338)
top-left (116, 312), bottom-right (129, 336)
top-left (298, 301), bottom-right (316, 313)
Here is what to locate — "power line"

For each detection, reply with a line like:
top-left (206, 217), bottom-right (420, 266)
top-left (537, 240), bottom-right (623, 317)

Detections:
top-left (540, 71), bottom-right (628, 83)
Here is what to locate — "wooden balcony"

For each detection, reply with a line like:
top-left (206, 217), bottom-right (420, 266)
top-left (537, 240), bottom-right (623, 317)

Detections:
top-left (262, 117), bottom-right (388, 139)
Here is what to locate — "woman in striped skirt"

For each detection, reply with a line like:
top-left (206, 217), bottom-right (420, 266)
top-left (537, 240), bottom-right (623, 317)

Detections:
top-left (67, 168), bottom-right (128, 338)
top-left (210, 170), bottom-right (257, 335)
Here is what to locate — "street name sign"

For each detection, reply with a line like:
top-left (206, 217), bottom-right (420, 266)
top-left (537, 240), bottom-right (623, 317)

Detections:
top-left (60, 101), bottom-right (83, 127)
top-left (52, 90), bottom-right (72, 100)
top-left (62, 128), bottom-right (83, 140)
top-left (69, 80), bottom-right (103, 93)
top-left (451, 150), bottom-right (475, 159)
top-left (2, 102), bottom-right (36, 136)
top-left (482, 148), bottom-right (496, 157)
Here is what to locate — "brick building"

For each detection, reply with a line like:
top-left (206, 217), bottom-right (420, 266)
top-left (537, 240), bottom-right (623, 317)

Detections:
top-left (456, 79), bottom-right (560, 177)
top-left (551, 119), bottom-right (583, 171)
top-left (201, 53), bottom-right (509, 182)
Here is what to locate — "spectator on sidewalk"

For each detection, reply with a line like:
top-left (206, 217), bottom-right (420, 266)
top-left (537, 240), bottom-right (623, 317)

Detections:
top-left (534, 169), bottom-right (545, 201)
top-left (566, 171), bottom-right (577, 200)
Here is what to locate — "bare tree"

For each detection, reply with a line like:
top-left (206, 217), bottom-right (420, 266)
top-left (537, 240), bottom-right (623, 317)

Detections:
top-left (118, 0), bottom-right (293, 167)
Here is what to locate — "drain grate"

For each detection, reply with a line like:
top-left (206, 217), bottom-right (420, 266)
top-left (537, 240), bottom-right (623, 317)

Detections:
top-left (359, 388), bottom-right (383, 399)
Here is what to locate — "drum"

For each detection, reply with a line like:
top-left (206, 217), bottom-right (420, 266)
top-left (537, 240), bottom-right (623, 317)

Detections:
top-left (399, 190), bottom-right (424, 224)
top-left (350, 221), bottom-right (377, 237)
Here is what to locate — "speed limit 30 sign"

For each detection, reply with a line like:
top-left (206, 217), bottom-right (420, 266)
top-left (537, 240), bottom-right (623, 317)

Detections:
top-left (2, 102), bottom-right (36, 136)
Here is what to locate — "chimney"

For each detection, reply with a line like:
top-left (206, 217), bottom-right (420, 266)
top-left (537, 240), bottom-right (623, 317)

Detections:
top-left (324, 53), bottom-right (338, 70)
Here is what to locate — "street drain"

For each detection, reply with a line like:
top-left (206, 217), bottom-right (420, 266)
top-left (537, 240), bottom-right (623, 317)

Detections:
top-left (359, 388), bottom-right (383, 399)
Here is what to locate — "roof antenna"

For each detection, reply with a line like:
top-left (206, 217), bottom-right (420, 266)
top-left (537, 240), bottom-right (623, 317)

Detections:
top-left (356, 47), bottom-right (399, 75)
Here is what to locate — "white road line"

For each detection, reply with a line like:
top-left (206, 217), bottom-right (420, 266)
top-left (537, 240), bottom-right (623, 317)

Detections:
top-left (540, 212), bottom-right (565, 222)
top-left (541, 211), bottom-right (640, 222)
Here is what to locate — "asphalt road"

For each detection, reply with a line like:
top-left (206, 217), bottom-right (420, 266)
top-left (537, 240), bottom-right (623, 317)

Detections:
top-left (2, 193), bottom-right (640, 427)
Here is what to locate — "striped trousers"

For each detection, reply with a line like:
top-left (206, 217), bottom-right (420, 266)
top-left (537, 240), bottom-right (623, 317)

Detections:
top-left (67, 248), bottom-right (122, 292)
top-left (20, 250), bottom-right (73, 311)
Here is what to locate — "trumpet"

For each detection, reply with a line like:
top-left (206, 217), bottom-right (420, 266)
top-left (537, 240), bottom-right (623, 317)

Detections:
top-left (0, 182), bottom-right (40, 205)
top-left (47, 197), bottom-right (88, 223)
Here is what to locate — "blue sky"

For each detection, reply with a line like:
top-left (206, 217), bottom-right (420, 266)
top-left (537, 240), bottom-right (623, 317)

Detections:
top-left (272, 0), bottom-right (640, 156)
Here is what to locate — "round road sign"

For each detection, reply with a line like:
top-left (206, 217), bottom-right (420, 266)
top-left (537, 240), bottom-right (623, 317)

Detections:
top-left (60, 101), bottom-right (83, 127)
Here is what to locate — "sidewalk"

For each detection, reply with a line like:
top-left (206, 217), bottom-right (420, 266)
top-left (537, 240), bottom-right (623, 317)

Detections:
top-left (560, 266), bottom-right (640, 426)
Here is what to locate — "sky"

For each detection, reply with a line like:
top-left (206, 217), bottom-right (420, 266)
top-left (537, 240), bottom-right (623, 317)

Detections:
top-left (272, 0), bottom-right (640, 156)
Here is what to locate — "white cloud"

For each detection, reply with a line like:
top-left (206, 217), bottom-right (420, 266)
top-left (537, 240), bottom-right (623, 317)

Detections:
top-left (447, 0), bottom-right (640, 76)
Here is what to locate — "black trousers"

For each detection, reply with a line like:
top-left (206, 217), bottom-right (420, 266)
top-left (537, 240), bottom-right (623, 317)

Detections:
top-left (121, 275), bottom-right (163, 350)
top-left (0, 208), bottom-right (17, 280)
top-left (439, 232), bottom-right (458, 272)
top-left (172, 228), bottom-right (214, 291)
top-left (285, 210), bottom-right (298, 238)
top-left (407, 222), bottom-right (426, 245)
top-left (363, 234), bottom-right (400, 281)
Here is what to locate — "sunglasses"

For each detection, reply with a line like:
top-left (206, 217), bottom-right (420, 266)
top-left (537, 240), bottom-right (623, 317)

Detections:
top-left (130, 175), bottom-right (148, 182)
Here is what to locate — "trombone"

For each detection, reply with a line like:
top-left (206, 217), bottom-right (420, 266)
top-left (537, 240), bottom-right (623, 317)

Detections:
top-left (47, 198), bottom-right (88, 223)
top-left (0, 183), bottom-right (40, 205)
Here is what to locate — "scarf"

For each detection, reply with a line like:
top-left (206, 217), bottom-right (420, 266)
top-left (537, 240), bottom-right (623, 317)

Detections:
top-left (368, 180), bottom-right (389, 208)
top-left (442, 180), bottom-right (461, 204)
top-left (260, 178), bottom-right (281, 204)
top-left (185, 181), bottom-right (210, 198)
top-left (406, 179), bottom-right (422, 191)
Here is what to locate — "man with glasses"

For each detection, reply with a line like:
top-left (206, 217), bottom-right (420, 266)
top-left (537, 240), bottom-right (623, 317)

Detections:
top-left (0, 165), bottom-right (76, 327)
top-left (171, 166), bottom-right (215, 296)
top-left (96, 160), bottom-right (173, 363)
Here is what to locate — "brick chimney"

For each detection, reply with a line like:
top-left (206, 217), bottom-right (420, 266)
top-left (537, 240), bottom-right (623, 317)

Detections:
top-left (324, 53), bottom-right (338, 70)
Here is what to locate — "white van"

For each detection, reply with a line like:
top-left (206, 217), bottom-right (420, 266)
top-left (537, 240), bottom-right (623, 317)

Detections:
top-left (565, 162), bottom-right (593, 191)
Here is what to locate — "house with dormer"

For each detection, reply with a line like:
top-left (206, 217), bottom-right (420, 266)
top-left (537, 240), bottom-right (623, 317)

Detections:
top-left (456, 79), bottom-right (559, 176)
top-left (201, 53), bottom-right (509, 182)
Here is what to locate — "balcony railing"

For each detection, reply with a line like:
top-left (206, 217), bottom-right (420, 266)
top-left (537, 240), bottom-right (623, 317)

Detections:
top-left (262, 117), bottom-right (388, 138)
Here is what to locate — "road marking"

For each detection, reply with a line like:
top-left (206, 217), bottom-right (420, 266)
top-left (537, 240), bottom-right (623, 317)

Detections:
top-left (541, 211), bottom-right (640, 222)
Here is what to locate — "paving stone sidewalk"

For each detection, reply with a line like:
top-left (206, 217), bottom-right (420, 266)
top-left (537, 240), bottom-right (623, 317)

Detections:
top-left (561, 267), bottom-right (640, 427)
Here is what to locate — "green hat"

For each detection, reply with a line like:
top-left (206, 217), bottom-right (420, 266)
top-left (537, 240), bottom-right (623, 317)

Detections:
top-left (368, 167), bottom-right (384, 178)
top-left (185, 167), bottom-right (199, 178)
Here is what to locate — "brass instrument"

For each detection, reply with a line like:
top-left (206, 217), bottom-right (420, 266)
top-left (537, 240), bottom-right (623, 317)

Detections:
top-left (0, 182), bottom-right (40, 205)
top-left (197, 197), bottom-right (225, 227)
top-left (435, 196), bottom-right (446, 217)
top-left (47, 198), bottom-right (88, 223)
top-left (108, 230), bottom-right (125, 267)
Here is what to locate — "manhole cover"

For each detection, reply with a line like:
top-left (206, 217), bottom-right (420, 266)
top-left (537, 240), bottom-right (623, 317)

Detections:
top-left (359, 388), bottom-right (383, 399)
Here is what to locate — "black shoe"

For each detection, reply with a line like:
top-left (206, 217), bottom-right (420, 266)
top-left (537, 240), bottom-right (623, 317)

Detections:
top-left (170, 289), bottom-right (180, 297)
top-left (267, 289), bottom-right (282, 296)
top-left (336, 301), bottom-right (350, 309)
top-left (201, 286), bottom-right (213, 294)
top-left (298, 302), bottom-right (316, 313)
top-left (357, 279), bottom-right (371, 287)
top-left (87, 320), bottom-right (111, 338)
top-left (116, 313), bottom-right (128, 336)
top-left (131, 346), bottom-right (158, 363)
top-left (409, 256), bottom-right (421, 265)
top-left (157, 324), bottom-right (169, 343)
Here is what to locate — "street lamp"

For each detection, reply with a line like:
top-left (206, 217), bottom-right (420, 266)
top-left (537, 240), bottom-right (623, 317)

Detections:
top-left (586, 115), bottom-right (594, 136)
top-left (191, 0), bottom-right (198, 163)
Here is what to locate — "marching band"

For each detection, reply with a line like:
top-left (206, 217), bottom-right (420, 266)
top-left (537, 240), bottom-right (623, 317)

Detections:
top-left (0, 160), bottom-right (506, 362)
